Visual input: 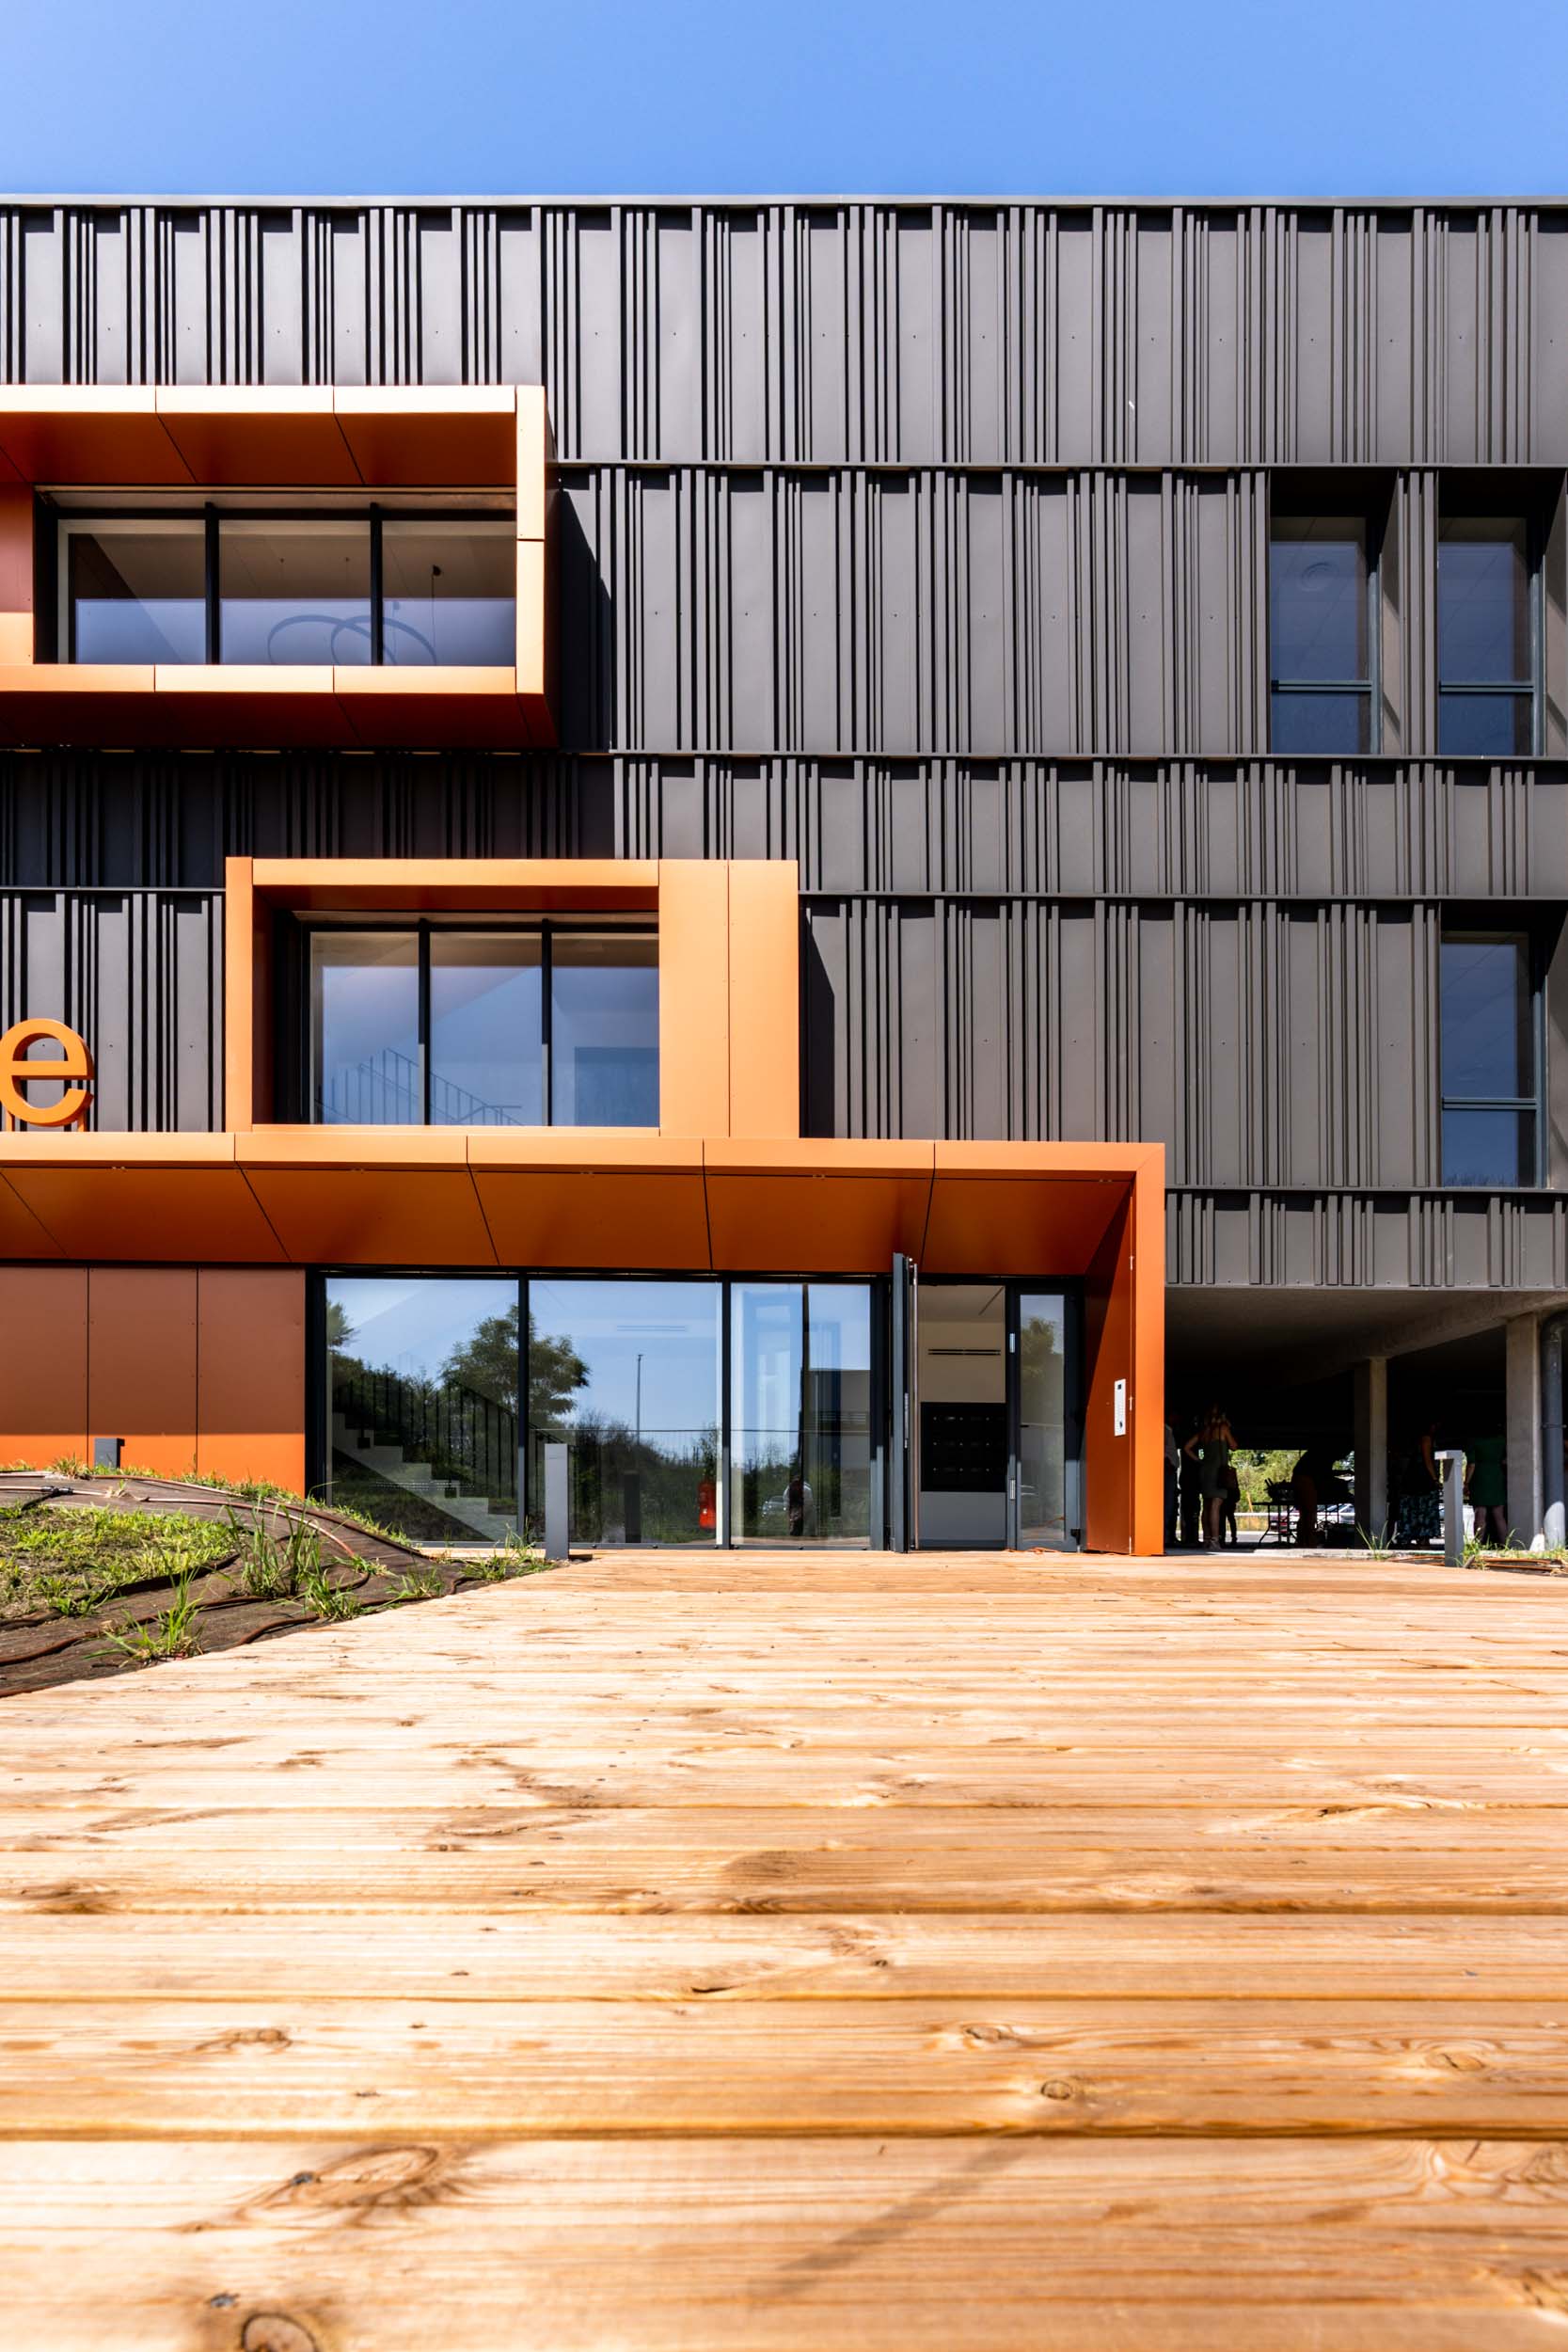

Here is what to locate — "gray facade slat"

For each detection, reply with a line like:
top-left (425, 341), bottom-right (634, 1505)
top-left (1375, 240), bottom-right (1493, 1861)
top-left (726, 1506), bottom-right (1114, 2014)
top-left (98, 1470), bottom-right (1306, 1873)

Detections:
top-left (0, 888), bottom-right (222, 1132)
top-left (8, 200), bottom-right (1568, 468)
top-left (4, 753), bottom-right (1561, 902)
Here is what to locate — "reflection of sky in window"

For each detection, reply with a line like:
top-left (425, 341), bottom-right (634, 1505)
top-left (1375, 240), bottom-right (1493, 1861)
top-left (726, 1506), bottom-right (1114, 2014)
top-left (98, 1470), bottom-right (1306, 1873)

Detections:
top-left (1440, 938), bottom-right (1528, 1096)
top-left (313, 935), bottom-right (419, 1122)
top-left (1438, 527), bottom-right (1528, 681)
top-left (532, 1280), bottom-right (721, 1434)
top-left (1270, 525), bottom-right (1365, 681)
top-left (328, 1277), bottom-right (516, 1385)
top-left (429, 940), bottom-right (543, 1125)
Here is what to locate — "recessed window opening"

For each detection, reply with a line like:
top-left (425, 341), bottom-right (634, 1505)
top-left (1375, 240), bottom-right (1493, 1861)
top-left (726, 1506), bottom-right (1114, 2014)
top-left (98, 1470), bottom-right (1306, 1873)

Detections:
top-left (1437, 515), bottom-right (1540, 755)
top-left (1438, 930), bottom-right (1541, 1186)
top-left (1269, 512), bottom-right (1376, 754)
top-left (57, 507), bottom-right (515, 668)
top-left (309, 922), bottom-right (657, 1130)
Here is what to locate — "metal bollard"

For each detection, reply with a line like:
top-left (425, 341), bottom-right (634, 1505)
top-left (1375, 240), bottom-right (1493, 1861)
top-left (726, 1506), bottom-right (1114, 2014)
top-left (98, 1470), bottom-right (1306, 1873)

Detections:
top-left (544, 1440), bottom-right (570, 1565)
top-left (1433, 1448), bottom-right (1467, 1568)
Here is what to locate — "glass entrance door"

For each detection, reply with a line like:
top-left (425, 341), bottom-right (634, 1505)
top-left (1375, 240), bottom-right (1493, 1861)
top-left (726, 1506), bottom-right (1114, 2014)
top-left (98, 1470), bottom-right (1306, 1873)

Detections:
top-left (1012, 1288), bottom-right (1080, 1549)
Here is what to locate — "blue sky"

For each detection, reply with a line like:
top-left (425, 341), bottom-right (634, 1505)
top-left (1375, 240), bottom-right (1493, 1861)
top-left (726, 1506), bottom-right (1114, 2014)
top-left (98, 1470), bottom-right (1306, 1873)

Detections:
top-left (6, 0), bottom-right (1564, 199)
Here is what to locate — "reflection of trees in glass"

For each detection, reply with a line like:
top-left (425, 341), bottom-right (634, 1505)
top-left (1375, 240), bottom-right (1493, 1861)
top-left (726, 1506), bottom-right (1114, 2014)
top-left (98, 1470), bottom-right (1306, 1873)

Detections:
top-left (1019, 1313), bottom-right (1063, 1401)
top-left (441, 1304), bottom-right (586, 1422)
top-left (325, 1297), bottom-right (356, 1351)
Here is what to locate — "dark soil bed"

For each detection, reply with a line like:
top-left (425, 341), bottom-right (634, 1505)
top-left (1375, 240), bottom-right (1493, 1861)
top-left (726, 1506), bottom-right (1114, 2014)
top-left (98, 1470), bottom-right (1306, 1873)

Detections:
top-left (0, 1470), bottom-right (549, 1698)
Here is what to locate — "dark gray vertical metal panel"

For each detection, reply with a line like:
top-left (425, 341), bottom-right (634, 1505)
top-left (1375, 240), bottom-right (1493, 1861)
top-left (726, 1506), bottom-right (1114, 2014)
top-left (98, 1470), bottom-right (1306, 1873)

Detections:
top-left (1534, 219), bottom-right (1568, 463)
top-left (261, 211), bottom-right (304, 385)
top-left (1374, 213), bottom-right (1418, 461)
top-left (1289, 212), bottom-right (1334, 464)
top-left (0, 889), bottom-right (221, 1132)
top-left (497, 209), bottom-right (542, 391)
top-left (1384, 470), bottom-right (1438, 755)
top-left (704, 209), bottom-right (768, 461)
top-left (1132, 214), bottom-right (1174, 467)
top-left (654, 212), bottom-right (701, 460)
top-left (902, 208), bottom-right (940, 463)
top-left (23, 209), bottom-right (64, 382)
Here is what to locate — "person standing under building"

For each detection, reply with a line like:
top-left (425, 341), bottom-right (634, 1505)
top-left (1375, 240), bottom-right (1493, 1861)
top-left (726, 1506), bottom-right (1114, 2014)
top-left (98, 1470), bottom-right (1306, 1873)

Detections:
top-left (1164, 1421), bottom-right (1180, 1549)
top-left (1466, 1429), bottom-right (1508, 1549)
top-left (1184, 1405), bottom-right (1238, 1550)
top-left (1395, 1417), bottom-right (1443, 1549)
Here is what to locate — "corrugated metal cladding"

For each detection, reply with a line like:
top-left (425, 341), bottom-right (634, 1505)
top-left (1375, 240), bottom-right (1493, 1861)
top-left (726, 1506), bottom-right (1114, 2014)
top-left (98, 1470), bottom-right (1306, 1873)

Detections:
top-left (2, 753), bottom-right (1562, 899)
top-left (2, 199), bottom-right (1566, 1296)
top-left (6, 201), bottom-right (1568, 467)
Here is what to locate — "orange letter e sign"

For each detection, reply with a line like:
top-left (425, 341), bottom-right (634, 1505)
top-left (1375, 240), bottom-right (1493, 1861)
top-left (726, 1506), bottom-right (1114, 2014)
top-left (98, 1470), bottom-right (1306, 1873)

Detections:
top-left (0, 1019), bottom-right (94, 1130)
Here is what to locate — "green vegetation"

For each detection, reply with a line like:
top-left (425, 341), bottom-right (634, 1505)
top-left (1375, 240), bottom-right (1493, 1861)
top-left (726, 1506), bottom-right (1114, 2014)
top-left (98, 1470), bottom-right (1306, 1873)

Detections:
top-left (105, 1566), bottom-right (201, 1664)
top-left (295, 1555), bottom-right (363, 1621)
top-left (0, 1503), bottom-right (233, 1622)
top-left (223, 1507), bottom-right (323, 1602)
top-left (390, 1566), bottom-right (445, 1603)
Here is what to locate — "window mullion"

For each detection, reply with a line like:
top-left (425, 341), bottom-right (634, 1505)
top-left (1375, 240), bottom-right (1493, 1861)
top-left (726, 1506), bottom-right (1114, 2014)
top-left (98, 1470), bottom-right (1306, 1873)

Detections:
top-left (370, 509), bottom-right (384, 667)
top-left (204, 505), bottom-right (220, 664)
top-left (542, 923), bottom-right (554, 1127)
top-left (419, 924), bottom-right (432, 1127)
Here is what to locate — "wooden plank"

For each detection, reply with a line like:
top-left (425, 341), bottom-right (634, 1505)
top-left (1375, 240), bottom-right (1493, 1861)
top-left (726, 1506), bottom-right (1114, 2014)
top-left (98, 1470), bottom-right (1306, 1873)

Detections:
top-left (5, 2137), bottom-right (1565, 2351)
top-left (6, 1910), bottom-right (1565, 2003)
top-left (5, 1997), bottom-right (1568, 2137)
top-left (6, 1824), bottom-right (1565, 1915)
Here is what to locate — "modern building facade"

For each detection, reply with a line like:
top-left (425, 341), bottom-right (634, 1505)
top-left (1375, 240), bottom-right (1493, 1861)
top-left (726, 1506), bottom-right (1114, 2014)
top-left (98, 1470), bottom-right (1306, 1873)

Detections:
top-left (0, 198), bottom-right (1564, 1551)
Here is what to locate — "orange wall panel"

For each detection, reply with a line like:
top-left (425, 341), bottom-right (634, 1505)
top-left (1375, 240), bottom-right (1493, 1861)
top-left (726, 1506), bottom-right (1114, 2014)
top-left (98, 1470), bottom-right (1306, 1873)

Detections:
top-left (197, 1268), bottom-right (307, 1493)
top-left (1083, 1195), bottom-right (1133, 1556)
top-left (87, 1267), bottom-right (198, 1475)
top-left (0, 1265), bottom-right (87, 1465)
top-left (727, 863), bottom-right (800, 1140)
top-left (658, 862), bottom-right (731, 1136)
top-left (0, 482), bottom-right (32, 657)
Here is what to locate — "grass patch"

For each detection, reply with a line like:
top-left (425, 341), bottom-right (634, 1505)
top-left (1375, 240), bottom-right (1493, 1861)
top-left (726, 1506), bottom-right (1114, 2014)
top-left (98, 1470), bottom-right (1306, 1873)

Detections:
top-left (0, 1504), bottom-right (233, 1623)
top-left (105, 1567), bottom-right (202, 1664)
top-left (389, 1566), bottom-right (446, 1604)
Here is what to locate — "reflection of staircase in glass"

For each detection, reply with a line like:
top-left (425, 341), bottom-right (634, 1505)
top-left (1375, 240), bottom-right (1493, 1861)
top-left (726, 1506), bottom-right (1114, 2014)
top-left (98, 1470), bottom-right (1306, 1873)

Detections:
top-left (332, 1366), bottom-right (517, 1544)
top-left (318, 1044), bottom-right (527, 1127)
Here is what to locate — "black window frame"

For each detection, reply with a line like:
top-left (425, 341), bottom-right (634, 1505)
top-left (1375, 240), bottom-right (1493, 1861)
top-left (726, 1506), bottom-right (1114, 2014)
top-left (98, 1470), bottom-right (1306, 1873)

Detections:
top-left (1438, 925), bottom-right (1544, 1189)
top-left (1435, 506), bottom-right (1544, 757)
top-left (52, 501), bottom-right (515, 667)
top-left (301, 916), bottom-right (659, 1131)
top-left (1268, 503), bottom-right (1382, 755)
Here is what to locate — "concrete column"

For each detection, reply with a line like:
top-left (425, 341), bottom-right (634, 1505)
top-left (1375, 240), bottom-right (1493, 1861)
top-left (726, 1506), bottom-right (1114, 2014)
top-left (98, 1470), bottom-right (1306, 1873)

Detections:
top-left (1505, 1311), bottom-right (1543, 1546)
top-left (1353, 1356), bottom-right (1388, 1539)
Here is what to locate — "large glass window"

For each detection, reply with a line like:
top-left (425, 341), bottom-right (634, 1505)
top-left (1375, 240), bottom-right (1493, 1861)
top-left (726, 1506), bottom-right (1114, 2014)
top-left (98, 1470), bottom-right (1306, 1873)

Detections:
top-left (308, 924), bottom-right (657, 1128)
top-left (221, 521), bottom-right (373, 666)
top-left (550, 934), bottom-right (659, 1128)
top-left (325, 1275), bottom-right (519, 1545)
top-left (63, 520), bottom-right (206, 664)
top-left (57, 508), bottom-right (515, 667)
top-left (1269, 515), bottom-right (1373, 753)
top-left (527, 1280), bottom-right (721, 1545)
top-left (1439, 932), bottom-right (1539, 1186)
top-left (382, 520), bottom-right (516, 667)
top-left (429, 933), bottom-right (544, 1126)
top-left (311, 932), bottom-right (421, 1125)
top-left (730, 1282), bottom-right (874, 1544)
top-left (1437, 517), bottom-right (1536, 755)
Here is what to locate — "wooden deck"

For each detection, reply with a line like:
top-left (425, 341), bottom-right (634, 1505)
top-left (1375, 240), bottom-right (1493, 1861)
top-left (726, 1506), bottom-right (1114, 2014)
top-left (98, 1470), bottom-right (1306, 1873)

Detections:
top-left (4, 1548), bottom-right (1568, 2348)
